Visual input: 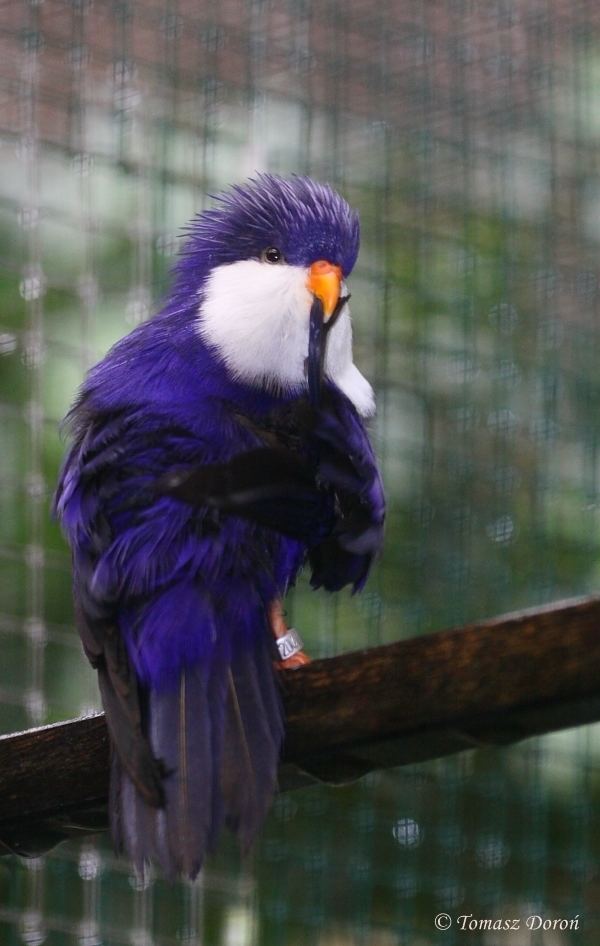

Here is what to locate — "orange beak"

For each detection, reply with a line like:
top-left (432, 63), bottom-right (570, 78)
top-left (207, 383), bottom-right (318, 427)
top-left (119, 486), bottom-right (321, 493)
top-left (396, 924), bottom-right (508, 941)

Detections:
top-left (307, 260), bottom-right (342, 320)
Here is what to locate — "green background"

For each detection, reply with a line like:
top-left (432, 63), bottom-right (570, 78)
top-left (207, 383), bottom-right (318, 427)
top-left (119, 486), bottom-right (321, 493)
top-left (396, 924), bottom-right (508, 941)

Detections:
top-left (1, 1), bottom-right (600, 943)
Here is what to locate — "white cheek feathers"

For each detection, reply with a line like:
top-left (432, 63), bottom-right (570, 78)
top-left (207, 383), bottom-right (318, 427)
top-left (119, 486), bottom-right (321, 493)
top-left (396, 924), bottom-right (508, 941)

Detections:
top-left (322, 300), bottom-right (376, 417)
top-left (199, 260), bottom-right (311, 392)
top-left (198, 259), bottom-right (375, 417)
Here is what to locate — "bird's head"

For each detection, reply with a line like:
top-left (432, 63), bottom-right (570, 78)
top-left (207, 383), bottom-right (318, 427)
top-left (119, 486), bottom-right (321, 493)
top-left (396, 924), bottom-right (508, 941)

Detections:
top-left (175, 174), bottom-right (374, 416)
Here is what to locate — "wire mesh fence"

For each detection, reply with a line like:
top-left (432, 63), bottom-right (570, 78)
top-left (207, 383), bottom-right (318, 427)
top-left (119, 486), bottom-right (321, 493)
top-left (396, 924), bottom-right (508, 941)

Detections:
top-left (2, 0), bottom-right (600, 943)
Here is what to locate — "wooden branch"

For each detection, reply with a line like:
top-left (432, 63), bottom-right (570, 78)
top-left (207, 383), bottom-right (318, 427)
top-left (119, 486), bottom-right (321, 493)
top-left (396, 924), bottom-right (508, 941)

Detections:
top-left (2, 595), bottom-right (600, 856)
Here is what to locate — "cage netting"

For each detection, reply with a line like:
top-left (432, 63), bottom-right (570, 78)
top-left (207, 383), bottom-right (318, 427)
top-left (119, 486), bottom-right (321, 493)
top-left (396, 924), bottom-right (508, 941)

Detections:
top-left (1, 1), bottom-right (600, 943)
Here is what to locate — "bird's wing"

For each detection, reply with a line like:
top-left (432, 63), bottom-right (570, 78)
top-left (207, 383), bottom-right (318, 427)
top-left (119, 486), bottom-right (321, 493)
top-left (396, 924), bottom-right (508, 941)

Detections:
top-left (55, 400), bottom-right (288, 877)
top-left (159, 389), bottom-right (385, 592)
top-left (306, 386), bottom-right (385, 592)
top-left (159, 442), bottom-right (335, 544)
top-left (56, 406), bottom-right (194, 807)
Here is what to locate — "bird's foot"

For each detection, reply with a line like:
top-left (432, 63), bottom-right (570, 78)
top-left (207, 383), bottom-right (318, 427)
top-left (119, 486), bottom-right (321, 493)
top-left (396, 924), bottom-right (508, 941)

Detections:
top-left (278, 649), bottom-right (311, 670)
top-left (269, 601), bottom-right (311, 670)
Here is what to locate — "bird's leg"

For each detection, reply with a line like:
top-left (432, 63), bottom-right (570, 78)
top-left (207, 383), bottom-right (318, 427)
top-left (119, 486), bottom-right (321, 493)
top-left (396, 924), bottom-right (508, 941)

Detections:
top-left (269, 600), bottom-right (311, 669)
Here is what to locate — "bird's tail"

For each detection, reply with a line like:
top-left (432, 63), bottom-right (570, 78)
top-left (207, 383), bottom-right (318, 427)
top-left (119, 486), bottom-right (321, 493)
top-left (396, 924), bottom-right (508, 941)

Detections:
top-left (109, 634), bottom-right (283, 880)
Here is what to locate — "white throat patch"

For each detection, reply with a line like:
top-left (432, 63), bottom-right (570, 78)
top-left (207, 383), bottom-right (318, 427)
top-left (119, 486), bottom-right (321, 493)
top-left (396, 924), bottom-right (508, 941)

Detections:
top-left (197, 259), bottom-right (375, 417)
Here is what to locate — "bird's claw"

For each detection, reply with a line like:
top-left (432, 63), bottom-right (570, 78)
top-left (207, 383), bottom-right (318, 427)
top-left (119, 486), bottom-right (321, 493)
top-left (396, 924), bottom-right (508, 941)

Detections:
top-left (277, 649), bottom-right (311, 670)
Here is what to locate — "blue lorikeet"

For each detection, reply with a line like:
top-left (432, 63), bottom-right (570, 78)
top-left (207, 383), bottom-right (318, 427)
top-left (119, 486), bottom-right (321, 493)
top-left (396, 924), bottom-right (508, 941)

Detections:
top-left (54, 174), bottom-right (385, 879)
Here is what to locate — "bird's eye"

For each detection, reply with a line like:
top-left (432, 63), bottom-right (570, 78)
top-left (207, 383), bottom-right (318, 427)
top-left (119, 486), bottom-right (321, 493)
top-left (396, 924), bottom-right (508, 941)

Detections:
top-left (261, 247), bottom-right (284, 264)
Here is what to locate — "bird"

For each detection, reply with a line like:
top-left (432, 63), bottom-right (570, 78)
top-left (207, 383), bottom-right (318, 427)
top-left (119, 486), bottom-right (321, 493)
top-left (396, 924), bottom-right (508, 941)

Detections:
top-left (54, 173), bottom-right (385, 880)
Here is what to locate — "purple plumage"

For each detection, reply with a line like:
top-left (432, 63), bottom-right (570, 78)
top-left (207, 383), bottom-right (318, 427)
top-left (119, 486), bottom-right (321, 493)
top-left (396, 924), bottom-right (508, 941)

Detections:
top-left (54, 174), bottom-right (384, 879)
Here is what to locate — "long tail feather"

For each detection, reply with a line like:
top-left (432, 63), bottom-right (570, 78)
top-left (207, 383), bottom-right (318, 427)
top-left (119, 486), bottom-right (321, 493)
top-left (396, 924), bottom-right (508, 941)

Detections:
top-left (221, 639), bottom-right (283, 848)
top-left (109, 634), bottom-right (283, 879)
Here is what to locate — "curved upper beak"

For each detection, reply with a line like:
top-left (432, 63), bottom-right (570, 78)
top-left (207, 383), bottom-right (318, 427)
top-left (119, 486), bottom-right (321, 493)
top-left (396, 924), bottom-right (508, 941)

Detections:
top-left (307, 260), bottom-right (342, 320)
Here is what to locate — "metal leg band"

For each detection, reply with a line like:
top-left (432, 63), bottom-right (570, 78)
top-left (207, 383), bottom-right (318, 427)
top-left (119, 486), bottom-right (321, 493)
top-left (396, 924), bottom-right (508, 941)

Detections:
top-left (276, 628), bottom-right (305, 661)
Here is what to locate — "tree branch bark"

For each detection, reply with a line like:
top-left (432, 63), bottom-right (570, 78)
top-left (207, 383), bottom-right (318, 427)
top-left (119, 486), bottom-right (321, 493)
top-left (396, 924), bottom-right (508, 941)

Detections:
top-left (2, 595), bottom-right (600, 856)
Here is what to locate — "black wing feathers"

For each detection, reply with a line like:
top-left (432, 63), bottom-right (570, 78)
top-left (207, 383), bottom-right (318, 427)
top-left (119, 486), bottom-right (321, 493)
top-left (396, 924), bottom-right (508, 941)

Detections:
top-left (161, 388), bottom-right (385, 592)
